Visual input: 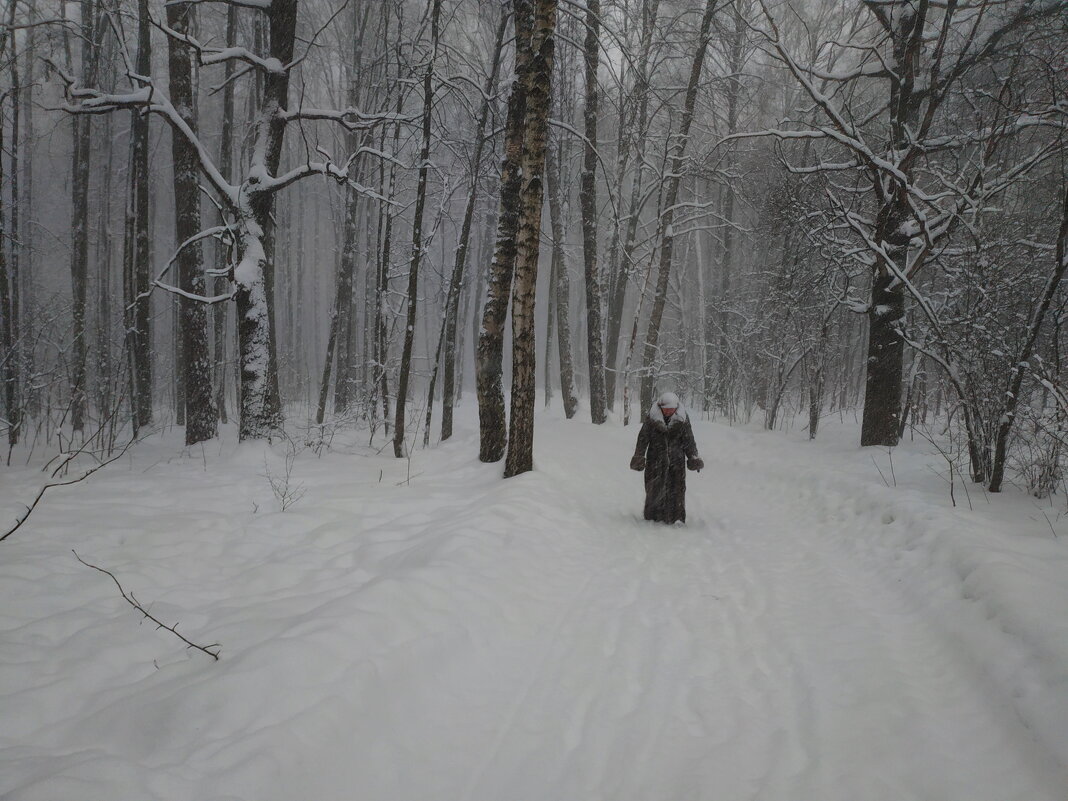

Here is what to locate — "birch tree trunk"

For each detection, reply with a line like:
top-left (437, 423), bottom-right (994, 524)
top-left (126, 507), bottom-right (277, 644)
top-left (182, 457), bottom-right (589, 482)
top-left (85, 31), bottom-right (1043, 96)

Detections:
top-left (504, 0), bottom-right (557, 477)
top-left (477, 1), bottom-right (532, 463)
top-left (167, 0), bottom-right (217, 444)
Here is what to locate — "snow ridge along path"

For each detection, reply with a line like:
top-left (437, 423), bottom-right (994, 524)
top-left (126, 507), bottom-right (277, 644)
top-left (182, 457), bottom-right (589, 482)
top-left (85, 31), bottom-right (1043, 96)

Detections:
top-left (2, 411), bottom-right (1067, 800)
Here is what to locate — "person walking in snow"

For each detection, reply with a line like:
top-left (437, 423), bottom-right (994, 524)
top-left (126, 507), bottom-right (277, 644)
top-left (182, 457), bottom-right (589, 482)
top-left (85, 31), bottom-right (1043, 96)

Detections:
top-left (630, 391), bottom-right (703, 524)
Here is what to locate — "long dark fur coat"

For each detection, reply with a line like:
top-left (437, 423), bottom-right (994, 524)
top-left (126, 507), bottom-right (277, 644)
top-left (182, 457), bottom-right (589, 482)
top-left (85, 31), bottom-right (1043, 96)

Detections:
top-left (630, 404), bottom-right (702, 523)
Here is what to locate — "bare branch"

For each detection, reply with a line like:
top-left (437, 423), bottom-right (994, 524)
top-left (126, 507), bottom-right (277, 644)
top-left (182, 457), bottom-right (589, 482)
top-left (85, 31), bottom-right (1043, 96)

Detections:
top-left (73, 551), bottom-right (221, 661)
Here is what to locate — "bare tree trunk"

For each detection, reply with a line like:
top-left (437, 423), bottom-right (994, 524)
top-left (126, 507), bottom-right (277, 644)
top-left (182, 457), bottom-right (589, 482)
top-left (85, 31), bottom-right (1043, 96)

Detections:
top-left (0, 94), bottom-right (13, 454)
top-left (214, 0), bottom-right (236, 425)
top-left (94, 107), bottom-right (114, 418)
top-left (69, 0), bottom-right (99, 434)
top-left (545, 139), bottom-right (578, 418)
top-left (234, 0), bottom-right (297, 439)
top-left (3, 3), bottom-right (22, 449)
top-left (544, 249), bottom-right (555, 407)
top-left (374, 92), bottom-right (403, 440)
top-left (859, 4), bottom-right (923, 448)
top-left (440, 7), bottom-right (508, 441)
top-left (988, 184), bottom-right (1068, 492)
top-left (394, 0), bottom-right (442, 458)
top-left (711, 0), bottom-right (744, 413)
top-left (168, 0), bottom-right (217, 444)
top-left (579, 0), bottom-right (606, 423)
top-left (504, 0), bottom-right (558, 478)
top-left (316, 297), bottom-right (340, 424)
top-left (639, 0), bottom-right (719, 412)
top-left (605, 0), bottom-right (659, 410)
top-left (477, 2), bottom-right (533, 463)
top-left (123, 0), bottom-right (153, 432)
top-left (332, 3), bottom-right (372, 416)
top-left (17, 0), bottom-right (37, 421)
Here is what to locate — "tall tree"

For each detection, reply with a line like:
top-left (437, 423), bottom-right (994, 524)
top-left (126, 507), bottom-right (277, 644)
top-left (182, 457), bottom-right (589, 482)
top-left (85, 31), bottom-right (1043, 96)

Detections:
top-left (213, 0), bottom-right (237, 425)
top-left (2, 0), bottom-right (23, 448)
top-left (638, 0), bottom-right (719, 413)
top-left (439, 6), bottom-right (509, 442)
top-left (69, 0), bottom-right (99, 434)
top-left (394, 0), bottom-right (443, 458)
top-left (166, 0), bottom-right (217, 443)
top-left (545, 135), bottom-right (578, 418)
top-left (579, 0), bottom-right (606, 423)
top-left (604, 0), bottom-right (659, 410)
top-left (123, 0), bottom-right (153, 432)
top-left (504, 0), bottom-right (558, 477)
top-left (477, 1), bottom-right (534, 463)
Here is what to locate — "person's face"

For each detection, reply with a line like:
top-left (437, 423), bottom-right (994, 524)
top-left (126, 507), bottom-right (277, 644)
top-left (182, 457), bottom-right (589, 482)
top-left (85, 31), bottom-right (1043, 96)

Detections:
top-left (661, 406), bottom-right (677, 418)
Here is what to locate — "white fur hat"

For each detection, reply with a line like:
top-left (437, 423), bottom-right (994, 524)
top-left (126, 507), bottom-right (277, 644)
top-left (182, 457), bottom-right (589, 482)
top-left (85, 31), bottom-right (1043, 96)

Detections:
top-left (657, 391), bottom-right (680, 409)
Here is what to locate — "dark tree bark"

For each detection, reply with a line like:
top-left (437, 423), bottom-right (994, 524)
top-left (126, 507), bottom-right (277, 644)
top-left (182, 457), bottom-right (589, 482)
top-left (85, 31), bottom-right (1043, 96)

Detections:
top-left (332, 3), bottom-right (372, 416)
top-left (0, 95), bottom-right (13, 453)
top-left (18, 3), bottom-right (37, 421)
top-left (857, 2), bottom-right (923, 447)
top-left (123, 0), bottom-right (153, 432)
top-left (167, 0), bottom-right (217, 444)
top-left (234, 0), bottom-right (297, 439)
top-left (604, 0), bottom-right (658, 410)
top-left (639, 0), bottom-right (719, 413)
top-left (477, 1), bottom-right (533, 463)
top-left (394, 0), bottom-right (442, 458)
top-left (504, 0), bottom-right (558, 478)
top-left (709, 0), bottom-right (744, 413)
top-left (439, 7), bottom-right (508, 442)
top-left (69, 0), bottom-right (99, 434)
top-left (545, 137), bottom-right (578, 418)
top-left (988, 184), bottom-right (1068, 492)
top-left (214, 0), bottom-right (236, 425)
top-left (5, 1), bottom-right (22, 448)
top-left (579, 0), bottom-right (606, 423)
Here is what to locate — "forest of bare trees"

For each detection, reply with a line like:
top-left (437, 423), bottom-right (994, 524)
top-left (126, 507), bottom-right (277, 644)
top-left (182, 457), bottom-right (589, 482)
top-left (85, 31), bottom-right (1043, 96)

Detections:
top-left (0, 0), bottom-right (1065, 492)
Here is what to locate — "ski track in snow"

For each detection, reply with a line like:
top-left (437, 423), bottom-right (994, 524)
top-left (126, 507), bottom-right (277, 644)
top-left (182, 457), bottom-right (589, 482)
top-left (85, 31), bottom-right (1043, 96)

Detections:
top-left (2, 412), bottom-right (1067, 800)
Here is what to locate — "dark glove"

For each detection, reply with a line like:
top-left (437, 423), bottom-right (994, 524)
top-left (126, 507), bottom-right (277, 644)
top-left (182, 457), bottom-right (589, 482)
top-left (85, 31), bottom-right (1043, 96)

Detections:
top-left (630, 455), bottom-right (646, 471)
top-left (687, 457), bottom-right (704, 472)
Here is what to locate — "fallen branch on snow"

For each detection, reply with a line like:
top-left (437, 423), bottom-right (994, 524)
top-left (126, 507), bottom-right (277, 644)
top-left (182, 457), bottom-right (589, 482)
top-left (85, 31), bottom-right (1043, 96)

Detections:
top-left (72, 550), bottom-right (221, 661)
top-left (0, 436), bottom-right (139, 544)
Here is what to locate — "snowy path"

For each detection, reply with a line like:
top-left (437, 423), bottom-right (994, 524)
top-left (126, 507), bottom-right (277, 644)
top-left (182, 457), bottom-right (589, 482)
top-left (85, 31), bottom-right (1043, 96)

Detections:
top-left (2, 414), bottom-right (1067, 800)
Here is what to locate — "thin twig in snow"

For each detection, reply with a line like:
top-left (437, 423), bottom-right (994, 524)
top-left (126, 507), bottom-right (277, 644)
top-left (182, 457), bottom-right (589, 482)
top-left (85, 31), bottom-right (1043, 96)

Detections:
top-left (72, 551), bottom-right (221, 661)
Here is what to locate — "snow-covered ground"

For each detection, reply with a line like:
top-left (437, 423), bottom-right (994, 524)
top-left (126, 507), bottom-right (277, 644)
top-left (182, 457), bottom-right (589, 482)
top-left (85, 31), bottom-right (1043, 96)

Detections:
top-left (2, 405), bottom-right (1067, 800)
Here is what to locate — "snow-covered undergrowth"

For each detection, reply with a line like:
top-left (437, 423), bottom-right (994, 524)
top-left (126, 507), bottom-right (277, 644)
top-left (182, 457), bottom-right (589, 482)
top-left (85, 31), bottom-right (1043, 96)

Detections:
top-left (2, 407), bottom-right (1066, 800)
